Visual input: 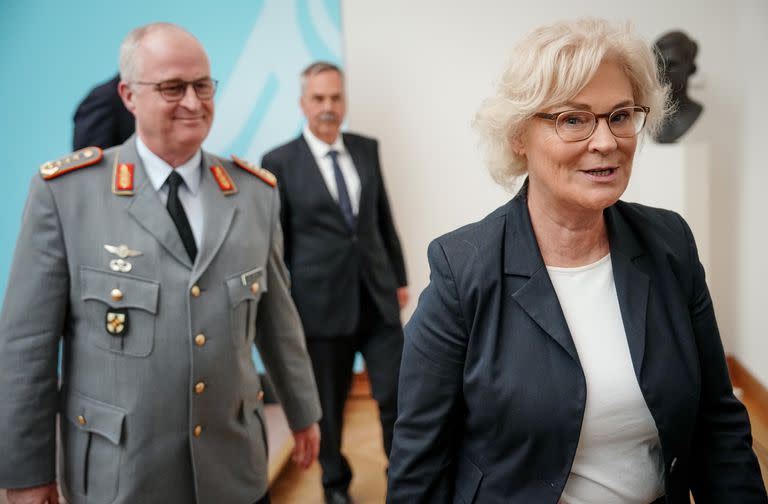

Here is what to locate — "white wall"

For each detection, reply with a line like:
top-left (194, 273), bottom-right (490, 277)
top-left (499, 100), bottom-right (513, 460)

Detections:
top-left (341, 0), bottom-right (768, 383)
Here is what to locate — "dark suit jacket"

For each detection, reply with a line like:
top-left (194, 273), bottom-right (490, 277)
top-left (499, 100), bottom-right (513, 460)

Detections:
top-left (387, 183), bottom-right (766, 504)
top-left (72, 75), bottom-right (135, 150)
top-left (261, 133), bottom-right (407, 338)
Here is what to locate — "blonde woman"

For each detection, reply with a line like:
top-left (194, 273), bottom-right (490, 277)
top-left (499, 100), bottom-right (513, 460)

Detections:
top-left (387, 18), bottom-right (767, 504)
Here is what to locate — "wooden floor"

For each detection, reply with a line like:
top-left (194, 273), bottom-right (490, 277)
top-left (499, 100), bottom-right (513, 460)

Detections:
top-left (270, 395), bottom-right (388, 504)
top-left (3, 372), bottom-right (767, 504)
top-left (270, 381), bottom-right (768, 504)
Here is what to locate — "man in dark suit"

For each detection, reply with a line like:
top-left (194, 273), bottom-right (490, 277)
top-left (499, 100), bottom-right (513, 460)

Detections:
top-left (261, 62), bottom-right (408, 504)
top-left (73, 73), bottom-right (135, 150)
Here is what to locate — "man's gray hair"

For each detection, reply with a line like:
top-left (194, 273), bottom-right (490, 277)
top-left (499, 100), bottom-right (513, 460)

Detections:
top-left (119, 22), bottom-right (194, 83)
top-left (300, 61), bottom-right (344, 94)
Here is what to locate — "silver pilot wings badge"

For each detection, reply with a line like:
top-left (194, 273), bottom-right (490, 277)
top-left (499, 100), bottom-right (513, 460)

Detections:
top-left (104, 244), bottom-right (143, 272)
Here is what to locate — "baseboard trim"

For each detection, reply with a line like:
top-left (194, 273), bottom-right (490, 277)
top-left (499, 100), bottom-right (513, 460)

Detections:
top-left (727, 356), bottom-right (768, 422)
top-left (350, 370), bottom-right (372, 399)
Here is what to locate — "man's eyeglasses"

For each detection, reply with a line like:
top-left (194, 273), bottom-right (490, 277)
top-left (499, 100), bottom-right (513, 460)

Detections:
top-left (132, 78), bottom-right (218, 102)
top-left (534, 105), bottom-right (650, 142)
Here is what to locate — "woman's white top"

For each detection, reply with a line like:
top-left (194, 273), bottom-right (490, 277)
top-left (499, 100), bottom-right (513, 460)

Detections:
top-left (547, 254), bottom-right (664, 504)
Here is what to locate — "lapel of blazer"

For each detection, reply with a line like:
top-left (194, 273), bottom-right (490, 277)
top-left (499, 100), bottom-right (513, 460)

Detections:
top-left (297, 136), bottom-right (335, 205)
top-left (605, 204), bottom-right (650, 379)
top-left (121, 136), bottom-right (193, 269)
top-left (343, 133), bottom-right (369, 213)
top-left (504, 182), bottom-right (580, 364)
top-left (190, 152), bottom-right (237, 285)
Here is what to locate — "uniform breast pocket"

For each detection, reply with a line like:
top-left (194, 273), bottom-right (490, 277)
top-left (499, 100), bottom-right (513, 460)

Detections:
top-left (226, 266), bottom-right (267, 347)
top-left (60, 390), bottom-right (126, 503)
top-left (80, 267), bottom-right (159, 357)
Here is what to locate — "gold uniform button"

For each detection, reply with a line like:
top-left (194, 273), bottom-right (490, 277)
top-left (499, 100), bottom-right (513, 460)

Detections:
top-left (250, 281), bottom-right (260, 295)
top-left (195, 382), bottom-right (206, 394)
top-left (257, 390), bottom-right (264, 401)
top-left (190, 285), bottom-right (201, 297)
top-left (193, 425), bottom-right (203, 437)
top-left (110, 288), bottom-right (123, 301)
top-left (77, 415), bottom-right (87, 426)
top-left (194, 334), bottom-right (206, 347)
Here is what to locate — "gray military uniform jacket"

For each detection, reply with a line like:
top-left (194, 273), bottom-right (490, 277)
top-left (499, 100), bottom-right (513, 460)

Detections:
top-left (0, 136), bottom-right (321, 503)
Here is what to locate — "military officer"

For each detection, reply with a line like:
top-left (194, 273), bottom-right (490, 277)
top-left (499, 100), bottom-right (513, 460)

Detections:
top-left (0, 22), bottom-right (321, 504)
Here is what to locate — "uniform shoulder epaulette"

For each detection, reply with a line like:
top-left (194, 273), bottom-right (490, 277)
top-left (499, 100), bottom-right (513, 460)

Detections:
top-left (231, 154), bottom-right (276, 187)
top-left (40, 147), bottom-right (104, 180)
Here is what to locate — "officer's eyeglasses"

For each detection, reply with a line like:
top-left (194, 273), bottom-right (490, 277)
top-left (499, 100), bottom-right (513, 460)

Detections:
top-left (534, 105), bottom-right (650, 142)
top-left (132, 78), bottom-right (218, 102)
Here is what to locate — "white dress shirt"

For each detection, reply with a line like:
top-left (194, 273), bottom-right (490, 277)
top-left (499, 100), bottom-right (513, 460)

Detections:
top-left (136, 137), bottom-right (204, 250)
top-left (302, 126), bottom-right (361, 215)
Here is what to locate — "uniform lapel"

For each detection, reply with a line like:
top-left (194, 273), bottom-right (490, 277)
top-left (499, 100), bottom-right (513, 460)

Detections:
top-left (121, 137), bottom-right (193, 269)
top-left (191, 152), bottom-right (237, 284)
top-left (605, 206), bottom-right (649, 379)
top-left (504, 183), bottom-right (580, 364)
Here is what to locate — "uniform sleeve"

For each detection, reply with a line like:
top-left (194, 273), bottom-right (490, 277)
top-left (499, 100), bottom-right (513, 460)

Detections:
top-left (372, 140), bottom-right (407, 286)
top-left (0, 176), bottom-right (68, 488)
top-left (681, 214), bottom-right (768, 501)
top-left (387, 239), bottom-right (467, 503)
top-left (260, 153), bottom-right (291, 269)
top-left (253, 188), bottom-right (321, 431)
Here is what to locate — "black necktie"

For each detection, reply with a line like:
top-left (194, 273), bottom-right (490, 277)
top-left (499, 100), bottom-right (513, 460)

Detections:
top-left (166, 171), bottom-right (197, 261)
top-left (327, 150), bottom-right (355, 231)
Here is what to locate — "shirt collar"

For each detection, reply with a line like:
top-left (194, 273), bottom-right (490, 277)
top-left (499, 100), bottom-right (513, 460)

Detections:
top-left (136, 136), bottom-right (202, 195)
top-left (302, 125), bottom-right (346, 159)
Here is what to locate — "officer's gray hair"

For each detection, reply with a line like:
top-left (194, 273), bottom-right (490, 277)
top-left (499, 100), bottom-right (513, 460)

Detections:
top-left (300, 61), bottom-right (344, 95)
top-left (119, 22), bottom-right (194, 83)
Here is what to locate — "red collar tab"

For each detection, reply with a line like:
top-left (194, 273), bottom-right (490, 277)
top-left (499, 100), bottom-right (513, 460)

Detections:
top-left (112, 162), bottom-right (135, 195)
top-left (210, 165), bottom-right (238, 195)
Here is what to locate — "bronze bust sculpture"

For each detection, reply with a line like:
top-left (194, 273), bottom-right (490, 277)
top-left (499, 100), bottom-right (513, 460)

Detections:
top-left (654, 31), bottom-right (703, 143)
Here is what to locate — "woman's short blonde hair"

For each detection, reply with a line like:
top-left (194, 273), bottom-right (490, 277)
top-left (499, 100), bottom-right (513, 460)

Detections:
top-left (474, 18), bottom-right (670, 190)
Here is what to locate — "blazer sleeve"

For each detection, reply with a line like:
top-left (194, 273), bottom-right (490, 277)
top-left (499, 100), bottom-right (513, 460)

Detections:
top-left (73, 81), bottom-right (120, 151)
top-left (387, 239), bottom-right (468, 503)
top-left (372, 140), bottom-right (407, 286)
top-left (253, 188), bottom-right (321, 431)
top-left (681, 215), bottom-right (768, 501)
top-left (0, 176), bottom-right (67, 488)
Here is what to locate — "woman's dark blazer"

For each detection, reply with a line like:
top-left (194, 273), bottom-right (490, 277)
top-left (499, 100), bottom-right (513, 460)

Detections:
top-left (387, 184), bottom-right (767, 504)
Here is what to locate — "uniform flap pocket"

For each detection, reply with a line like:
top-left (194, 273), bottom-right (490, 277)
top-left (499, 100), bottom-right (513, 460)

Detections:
top-left (241, 392), bottom-right (266, 426)
top-left (243, 394), bottom-right (261, 413)
top-left (80, 266), bottom-right (159, 314)
top-left (63, 390), bottom-right (127, 445)
top-left (226, 266), bottom-right (267, 307)
top-left (454, 454), bottom-right (483, 503)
